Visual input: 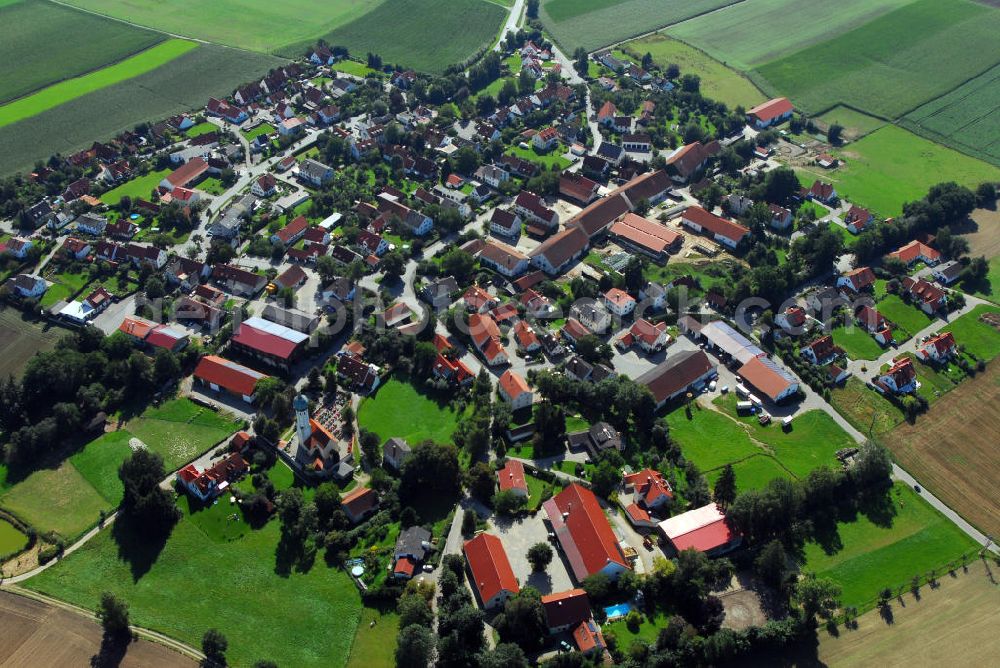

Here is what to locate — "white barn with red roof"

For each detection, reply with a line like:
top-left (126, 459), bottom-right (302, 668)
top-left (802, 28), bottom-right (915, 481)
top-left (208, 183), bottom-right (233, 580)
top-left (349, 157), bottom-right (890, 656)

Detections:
top-left (543, 483), bottom-right (629, 582)
top-left (194, 355), bottom-right (269, 403)
top-left (746, 97), bottom-right (793, 128)
top-left (464, 533), bottom-right (520, 609)
top-left (680, 206), bottom-right (750, 249)
top-left (658, 503), bottom-right (740, 556)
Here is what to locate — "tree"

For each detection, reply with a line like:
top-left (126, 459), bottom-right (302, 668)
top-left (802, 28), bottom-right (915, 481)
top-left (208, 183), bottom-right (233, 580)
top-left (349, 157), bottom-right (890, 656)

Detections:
top-left (493, 489), bottom-right (526, 515)
top-left (461, 508), bottom-right (477, 537)
top-left (478, 643), bottom-right (529, 668)
top-left (466, 462), bottom-right (496, 503)
top-left (754, 540), bottom-right (787, 589)
top-left (853, 441), bottom-right (892, 489)
top-left (396, 624), bottom-right (435, 668)
top-left (590, 460), bottom-right (619, 498)
top-left (763, 167), bottom-right (800, 205)
top-left (827, 124), bottom-right (844, 145)
top-left (794, 573), bottom-right (841, 623)
top-left (573, 47), bottom-right (588, 75)
top-left (713, 464), bottom-right (737, 508)
top-left (380, 251), bottom-right (405, 282)
top-left (527, 542), bottom-right (553, 572)
top-left (976, 181), bottom-right (996, 207)
top-left (493, 588), bottom-right (548, 651)
top-left (97, 592), bottom-right (130, 637)
top-left (119, 449), bottom-right (180, 533)
top-left (202, 628), bottom-right (228, 667)
top-left (526, 0), bottom-right (539, 18)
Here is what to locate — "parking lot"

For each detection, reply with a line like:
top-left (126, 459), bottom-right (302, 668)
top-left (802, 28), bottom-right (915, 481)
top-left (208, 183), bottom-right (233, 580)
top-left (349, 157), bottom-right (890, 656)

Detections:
top-left (488, 512), bottom-right (574, 595)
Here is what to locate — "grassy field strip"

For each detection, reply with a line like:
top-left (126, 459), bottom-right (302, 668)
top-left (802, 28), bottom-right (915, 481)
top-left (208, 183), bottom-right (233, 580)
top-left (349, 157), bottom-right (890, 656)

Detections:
top-left (0, 0), bottom-right (164, 104)
top-left (665, 0), bottom-right (915, 70)
top-left (0, 39), bottom-right (197, 128)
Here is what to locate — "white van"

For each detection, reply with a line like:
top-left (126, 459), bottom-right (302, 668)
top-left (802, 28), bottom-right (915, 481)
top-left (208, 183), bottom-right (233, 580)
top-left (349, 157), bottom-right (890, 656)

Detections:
top-left (735, 383), bottom-right (750, 398)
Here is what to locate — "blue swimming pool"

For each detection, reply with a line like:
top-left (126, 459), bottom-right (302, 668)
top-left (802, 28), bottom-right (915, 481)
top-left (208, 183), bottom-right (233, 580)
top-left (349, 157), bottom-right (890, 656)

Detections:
top-left (604, 603), bottom-right (632, 620)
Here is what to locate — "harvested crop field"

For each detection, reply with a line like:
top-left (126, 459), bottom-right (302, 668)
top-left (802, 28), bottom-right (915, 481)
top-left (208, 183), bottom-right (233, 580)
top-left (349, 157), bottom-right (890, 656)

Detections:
top-left (619, 34), bottom-right (765, 109)
top-left (665, 0), bottom-right (915, 71)
top-left (288, 0), bottom-right (506, 74)
top-left (0, 591), bottom-right (195, 667)
top-left (0, 308), bottom-right (65, 379)
top-left (883, 361), bottom-right (1000, 538)
top-left (0, 45), bottom-right (284, 176)
top-left (61, 0), bottom-right (379, 53)
top-left (815, 559), bottom-right (1000, 667)
top-left (0, 0), bottom-right (163, 104)
top-left (902, 61), bottom-right (1000, 167)
top-left (541, 0), bottom-right (737, 54)
top-left (754, 0), bottom-right (1000, 118)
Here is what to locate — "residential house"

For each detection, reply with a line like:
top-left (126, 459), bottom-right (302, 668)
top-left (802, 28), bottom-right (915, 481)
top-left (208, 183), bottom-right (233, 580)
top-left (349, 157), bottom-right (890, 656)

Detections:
top-left (570, 300), bottom-right (611, 334)
top-left (125, 243), bottom-right (167, 269)
top-left (621, 468), bottom-right (673, 528)
top-left (252, 174), bottom-right (278, 197)
top-left (597, 100), bottom-right (617, 125)
top-left (573, 620), bottom-right (608, 656)
top-left (337, 352), bottom-right (382, 394)
top-left (916, 331), bottom-right (956, 363)
top-left (837, 267), bottom-right (876, 294)
top-left (931, 260), bottom-right (963, 285)
top-left (874, 357), bottom-right (918, 394)
top-left (768, 203), bottom-right (793, 230)
top-left (805, 180), bottom-right (837, 205)
top-left (498, 370), bottom-right (533, 411)
top-left (392, 525), bottom-right (431, 579)
top-left (889, 240), bottom-right (941, 266)
top-left (469, 313), bottom-right (508, 366)
top-left (639, 282), bottom-right (666, 310)
top-left (856, 305), bottom-right (893, 344)
top-left (533, 127), bottom-right (559, 151)
top-left (4, 274), bottom-right (47, 299)
top-left (541, 590), bottom-right (592, 634)
top-left (213, 264), bottom-right (267, 296)
top-left (298, 158), bottom-right (334, 187)
top-left (514, 191), bottom-right (558, 231)
top-left (271, 215), bottom-right (309, 246)
top-left (463, 285), bottom-right (496, 313)
top-left (357, 230), bottom-right (389, 257)
top-left (382, 438), bottom-right (412, 471)
top-left (844, 205), bottom-right (874, 234)
top-left (513, 320), bottom-right (541, 353)
top-left (559, 173), bottom-right (600, 205)
top-left (342, 487), bottom-right (379, 524)
top-left (497, 459), bottom-right (528, 498)
top-left (619, 318), bottom-right (669, 353)
top-left (530, 226), bottom-right (589, 275)
top-left (478, 240), bottom-right (530, 278)
top-left (664, 141), bottom-right (718, 182)
top-left (176, 453), bottom-right (249, 502)
top-left (561, 318), bottom-right (592, 347)
top-left (800, 335), bottom-right (845, 365)
top-left (0, 237), bottom-right (32, 260)
top-left (464, 533), bottom-right (519, 610)
top-left (422, 276), bottom-right (460, 310)
top-left (901, 276), bottom-right (947, 314)
top-left (62, 237), bottom-right (91, 260)
top-left (603, 287), bottom-right (636, 317)
top-left (489, 208), bottom-right (522, 239)
top-left (475, 164), bottom-right (509, 189)
top-left (567, 421), bottom-right (622, 459)
top-left (596, 142), bottom-right (624, 165)
top-left (775, 306), bottom-right (808, 333)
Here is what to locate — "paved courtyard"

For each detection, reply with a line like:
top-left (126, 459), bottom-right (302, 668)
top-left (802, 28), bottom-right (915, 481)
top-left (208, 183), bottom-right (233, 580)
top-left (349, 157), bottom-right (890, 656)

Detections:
top-left (488, 512), bottom-right (574, 595)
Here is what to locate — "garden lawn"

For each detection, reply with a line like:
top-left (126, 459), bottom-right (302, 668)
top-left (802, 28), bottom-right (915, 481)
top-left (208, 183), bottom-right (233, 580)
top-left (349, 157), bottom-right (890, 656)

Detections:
top-left (754, 0), bottom-right (1000, 119)
top-left (184, 121), bottom-right (217, 138)
top-left (123, 399), bottom-right (239, 471)
top-left (61, 0), bottom-right (380, 53)
top-left (507, 145), bottom-right (572, 170)
top-left (0, 518), bottom-right (28, 556)
top-left (664, 403), bottom-right (761, 472)
top-left (0, 40), bottom-right (197, 128)
top-left (0, 0), bottom-right (163, 104)
top-left (525, 474), bottom-right (553, 512)
top-left (0, 462), bottom-right (110, 539)
top-left (830, 324), bottom-right (884, 361)
top-left (877, 294), bottom-right (934, 340)
top-left (829, 377), bottom-right (904, 437)
top-left (40, 270), bottom-right (91, 308)
top-left (241, 123), bottom-right (275, 142)
top-left (346, 608), bottom-right (399, 668)
top-left (68, 431), bottom-right (136, 505)
top-left (827, 221), bottom-right (859, 248)
top-left (826, 126), bottom-right (1000, 217)
top-left (358, 377), bottom-right (468, 445)
top-left (332, 60), bottom-right (377, 77)
top-left (290, 0), bottom-right (506, 75)
top-left (705, 454), bottom-right (792, 492)
top-left (815, 106), bottom-right (886, 139)
top-left (965, 256), bottom-right (1000, 305)
top-left (800, 483), bottom-right (979, 609)
top-left (936, 304), bottom-right (1000, 362)
top-left (196, 176), bottom-right (226, 195)
top-left (101, 169), bottom-right (171, 206)
top-left (25, 512), bottom-right (362, 668)
top-left (665, 0), bottom-right (915, 70)
top-left (619, 34), bottom-right (765, 109)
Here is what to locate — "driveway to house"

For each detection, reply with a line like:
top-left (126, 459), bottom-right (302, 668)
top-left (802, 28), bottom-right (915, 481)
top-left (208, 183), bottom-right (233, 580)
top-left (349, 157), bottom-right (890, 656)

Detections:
top-left (91, 294), bottom-right (137, 334)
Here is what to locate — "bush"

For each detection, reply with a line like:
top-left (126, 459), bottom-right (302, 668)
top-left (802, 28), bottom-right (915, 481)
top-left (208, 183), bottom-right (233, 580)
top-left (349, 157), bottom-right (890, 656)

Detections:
top-left (625, 610), bottom-right (642, 633)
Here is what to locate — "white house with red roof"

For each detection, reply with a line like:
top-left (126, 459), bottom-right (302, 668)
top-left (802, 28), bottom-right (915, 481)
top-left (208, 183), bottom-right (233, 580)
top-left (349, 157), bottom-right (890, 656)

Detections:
top-left (844, 205), bottom-right (874, 234)
top-left (498, 369), bottom-right (533, 410)
top-left (621, 468), bottom-right (673, 529)
top-left (837, 267), bottom-right (876, 294)
top-left (680, 206), bottom-right (750, 249)
top-left (342, 487), bottom-right (379, 524)
top-left (775, 305), bottom-right (808, 334)
top-left (658, 503), bottom-right (740, 556)
top-left (746, 97), bottom-right (793, 128)
top-left (463, 285), bottom-right (496, 313)
top-left (541, 589), bottom-right (592, 633)
top-left (799, 335), bottom-right (845, 366)
top-left (901, 276), bottom-right (947, 314)
top-left (573, 619), bottom-right (607, 656)
top-left (464, 533), bottom-right (520, 610)
top-left (618, 318), bottom-right (669, 353)
top-left (856, 305), bottom-right (893, 344)
top-left (469, 313), bottom-right (508, 366)
top-left (513, 320), bottom-right (542, 353)
top-left (916, 332), bottom-right (957, 363)
top-left (497, 459), bottom-right (528, 498)
top-left (874, 357), bottom-right (918, 394)
top-left (176, 453), bottom-right (249, 502)
top-left (252, 173), bottom-right (278, 197)
top-left (603, 287), bottom-right (636, 317)
top-left (543, 484), bottom-right (629, 582)
top-left (889, 240), bottom-right (941, 266)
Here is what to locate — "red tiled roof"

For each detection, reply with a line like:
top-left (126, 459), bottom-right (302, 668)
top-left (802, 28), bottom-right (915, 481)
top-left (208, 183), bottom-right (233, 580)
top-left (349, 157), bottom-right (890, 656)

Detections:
top-left (844, 267), bottom-right (876, 290)
top-left (194, 355), bottom-right (267, 397)
top-left (275, 215), bottom-right (309, 244)
top-left (497, 459), bottom-right (528, 493)
top-left (144, 324), bottom-right (187, 351)
top-left (394, 556), bottom-right (416, 577)
top-left (562, 317), bottom-right (591, 342)
top-left (118, 316), bottom-right (156, 339)
top-left (572, 620), bottom-right (605, 654)
top-left (924, 331), bottom-right (956, 355)
top-left (543, 484), bottom-right (627, 581)
top-left (464, 533), bottom-right (519, 604)
top-left (499, 369), bottom-right (530, 400)
top-left (514, 320), bottom-right (539, 349)
top-left (682, 206), bottom-right (749, 243)
top-left (541, 589), bottom-right (591, 630)
top-left (738, 356), bottom-right (796, 402)
top-left (342, 487), bottom-right (378, 517)
top-left (604, 287), bottom-right (634, 308)
top-left (747, 97), bottom-right (793, 123)
top-left (232, 320), bottom-right (305, 360)
top-left (165, 158), bottom-right (208, 188)
top-left (609, 212), bottom-right (682, 254)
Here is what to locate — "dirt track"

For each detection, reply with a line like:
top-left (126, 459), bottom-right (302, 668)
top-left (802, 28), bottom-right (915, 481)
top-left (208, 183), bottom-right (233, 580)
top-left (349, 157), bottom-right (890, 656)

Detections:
top-left (0, 591), bottom-right (194, 668)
